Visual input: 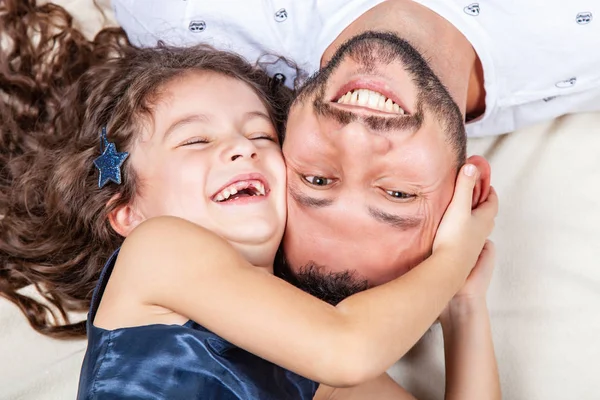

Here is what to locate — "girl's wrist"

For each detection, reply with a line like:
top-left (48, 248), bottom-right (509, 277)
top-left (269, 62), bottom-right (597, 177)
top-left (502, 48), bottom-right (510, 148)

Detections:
top-left (434, 241), bottom-right (482, 270)
top-left (440, 296), bottom-right (488, 328)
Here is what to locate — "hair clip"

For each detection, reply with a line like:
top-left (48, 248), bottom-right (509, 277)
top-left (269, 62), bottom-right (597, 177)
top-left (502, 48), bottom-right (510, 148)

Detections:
top-left (93, 127), bottom-right (129, 188)
top-left (271, 72), bottom-right (287, 90)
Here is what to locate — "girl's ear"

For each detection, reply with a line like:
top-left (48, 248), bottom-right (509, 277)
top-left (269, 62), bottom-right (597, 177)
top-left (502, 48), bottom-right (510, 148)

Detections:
top-left (108, 195), bottom-right (145, 237)
top-left (466, 155), bottom-right (491, 209)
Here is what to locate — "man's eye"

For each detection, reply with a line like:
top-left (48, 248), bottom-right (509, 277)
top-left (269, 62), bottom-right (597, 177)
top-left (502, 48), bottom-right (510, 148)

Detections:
top-left (303, 176), bottom-right (333, 186)
top-left (385, 190), bottom-right (414, 200)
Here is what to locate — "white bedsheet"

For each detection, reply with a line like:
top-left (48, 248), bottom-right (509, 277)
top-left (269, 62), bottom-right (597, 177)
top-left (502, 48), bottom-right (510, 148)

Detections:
top-left (390, 113), bottom-right (600, 400)
top-left (1, 1), bottom-right (599, 399)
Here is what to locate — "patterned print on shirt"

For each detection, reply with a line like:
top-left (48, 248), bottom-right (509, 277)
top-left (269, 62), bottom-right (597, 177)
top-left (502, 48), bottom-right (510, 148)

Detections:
top-left (464, 3), bottom-right (480, 16)
top-left (274, 8), bottom-right (288, 22)
top-left (576, 12), bottom-right (593, 25)
top-left (189, 20), bottom-right (206, 32)
top-left (555, 77), bottom-right (577, 89)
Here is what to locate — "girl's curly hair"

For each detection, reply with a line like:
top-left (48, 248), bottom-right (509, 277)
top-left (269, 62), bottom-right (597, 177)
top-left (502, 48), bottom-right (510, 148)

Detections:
top-left (0, 0), bottom-right (292, 339)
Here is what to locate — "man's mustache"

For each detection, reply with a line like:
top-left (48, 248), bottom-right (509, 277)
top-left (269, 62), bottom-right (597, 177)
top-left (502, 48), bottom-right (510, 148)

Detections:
top-left (313, 97), bottom-right (424, 133)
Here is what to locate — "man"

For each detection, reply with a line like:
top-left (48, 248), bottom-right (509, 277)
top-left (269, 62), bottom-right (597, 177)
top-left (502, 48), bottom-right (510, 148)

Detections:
top-left (113, 0), bottom-right (599, 297)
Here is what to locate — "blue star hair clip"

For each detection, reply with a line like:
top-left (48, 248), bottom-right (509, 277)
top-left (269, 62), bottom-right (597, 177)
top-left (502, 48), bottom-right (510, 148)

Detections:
top-left (93, 127), bottom-right (129, 188)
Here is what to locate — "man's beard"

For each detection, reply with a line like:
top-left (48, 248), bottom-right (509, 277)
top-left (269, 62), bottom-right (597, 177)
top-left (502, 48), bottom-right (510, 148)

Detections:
top-left (275, 250), bottom-right (368, 305)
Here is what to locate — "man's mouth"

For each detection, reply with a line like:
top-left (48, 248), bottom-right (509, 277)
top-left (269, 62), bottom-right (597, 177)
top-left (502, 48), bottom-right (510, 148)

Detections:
top-left (212, 176), bottom-right (268, 203)
top-left (335, 88), bottom-right (407, 115)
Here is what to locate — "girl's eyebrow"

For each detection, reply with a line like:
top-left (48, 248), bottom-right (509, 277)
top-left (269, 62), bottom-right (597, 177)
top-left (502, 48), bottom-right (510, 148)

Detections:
top-left (163, 111), bottom-right (271, 140)
top-left (242, 110), bottom-right (271, 124)
top-left (164, 114), bottom-right (211, 140)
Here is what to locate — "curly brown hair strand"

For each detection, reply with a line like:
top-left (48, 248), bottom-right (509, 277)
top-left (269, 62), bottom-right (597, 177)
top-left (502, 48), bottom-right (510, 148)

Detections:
top-left (0, 1), bottom-right (292, 339)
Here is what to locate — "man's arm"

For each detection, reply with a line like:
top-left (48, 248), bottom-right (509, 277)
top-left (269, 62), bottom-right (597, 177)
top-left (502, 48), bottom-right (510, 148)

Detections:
top-left (314, 374), bottom-right (417, 400)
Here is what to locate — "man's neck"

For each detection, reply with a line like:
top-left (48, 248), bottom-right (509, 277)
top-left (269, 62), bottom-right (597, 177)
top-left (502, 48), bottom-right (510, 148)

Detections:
top-left (321, 0), bottom-right (485, 118)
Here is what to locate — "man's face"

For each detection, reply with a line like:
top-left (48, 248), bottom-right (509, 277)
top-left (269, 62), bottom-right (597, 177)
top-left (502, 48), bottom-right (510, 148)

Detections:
top-left (282, 32), bottom-right (465, 290)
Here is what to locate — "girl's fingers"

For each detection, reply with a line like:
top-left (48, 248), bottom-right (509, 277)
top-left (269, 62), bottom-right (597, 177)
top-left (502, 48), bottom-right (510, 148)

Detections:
top-left (447, 163), bottom-right (480, 214)
top-left (473, 186), bottom-right (499, 219)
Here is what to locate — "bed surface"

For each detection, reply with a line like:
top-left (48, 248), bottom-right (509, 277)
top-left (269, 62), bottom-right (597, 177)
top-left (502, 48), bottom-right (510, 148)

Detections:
top-left (1, 1), bottom-right (598, 399)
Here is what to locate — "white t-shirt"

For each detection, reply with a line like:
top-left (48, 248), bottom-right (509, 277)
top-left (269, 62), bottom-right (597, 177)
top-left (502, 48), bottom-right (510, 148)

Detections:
top-left (113, 0), bottom-right (600, 137)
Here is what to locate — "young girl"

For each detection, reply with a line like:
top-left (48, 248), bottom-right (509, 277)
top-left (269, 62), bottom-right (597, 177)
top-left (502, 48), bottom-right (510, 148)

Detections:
top-left (0, 3), bottom-right (499, 399)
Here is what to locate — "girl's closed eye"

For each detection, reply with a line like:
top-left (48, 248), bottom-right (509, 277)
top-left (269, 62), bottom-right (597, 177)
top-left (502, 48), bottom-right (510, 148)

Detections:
top-left (180, 137), bottom-right (210, 147)
top-left (248, 132), bottom-right (279, 144)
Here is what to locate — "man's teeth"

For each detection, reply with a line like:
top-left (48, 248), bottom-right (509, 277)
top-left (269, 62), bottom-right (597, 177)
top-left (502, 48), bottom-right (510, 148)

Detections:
top-left (337, 89), bottom-right (405, 114)
top-left (214, 180), bottom-right (266, 202)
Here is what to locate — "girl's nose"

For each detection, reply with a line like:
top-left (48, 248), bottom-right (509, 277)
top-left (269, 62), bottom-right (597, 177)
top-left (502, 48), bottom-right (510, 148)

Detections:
top-left (222, 137), bottom-right (258, 162)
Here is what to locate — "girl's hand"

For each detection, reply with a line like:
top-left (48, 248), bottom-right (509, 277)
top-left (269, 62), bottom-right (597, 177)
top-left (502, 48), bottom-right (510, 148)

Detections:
top-left (438, 240), bottom-right (501, 400)
top-left (432, 163), bottom-right (498, 271)
top-left (453, 240), bottom-right (496, 301)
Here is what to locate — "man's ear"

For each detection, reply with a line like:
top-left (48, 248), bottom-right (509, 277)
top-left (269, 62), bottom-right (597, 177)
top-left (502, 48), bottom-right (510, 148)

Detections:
top-left (466, 155), bottom-right (491, 208)
top-left (108, 195), bottom-right (145, 237)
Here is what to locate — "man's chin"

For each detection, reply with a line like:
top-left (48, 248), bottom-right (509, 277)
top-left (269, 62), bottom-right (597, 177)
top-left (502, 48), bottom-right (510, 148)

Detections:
top-left (274, 254), bottom-right (368, 305)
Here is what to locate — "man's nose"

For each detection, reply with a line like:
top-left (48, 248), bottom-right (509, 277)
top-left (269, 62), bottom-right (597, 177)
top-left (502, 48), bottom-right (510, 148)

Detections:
top-left (221, 136), bottom-right (258, 162)
top-left (336, 122), bottom-right (391, 156)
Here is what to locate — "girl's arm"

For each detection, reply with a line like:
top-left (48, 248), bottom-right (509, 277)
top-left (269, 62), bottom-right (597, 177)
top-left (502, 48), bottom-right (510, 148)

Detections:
top-left (314, 374), bottom-right (417, 400)
top-left (112, 165), bottom-right (498, 387)
top-left (313, 244), bottom-right (500, 400)
top-left (440, 241), bottom-right (501, 400)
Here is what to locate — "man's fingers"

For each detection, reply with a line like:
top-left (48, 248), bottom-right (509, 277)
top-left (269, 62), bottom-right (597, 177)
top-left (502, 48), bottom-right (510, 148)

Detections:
top-left (448, 163), bottom-right (479, 212)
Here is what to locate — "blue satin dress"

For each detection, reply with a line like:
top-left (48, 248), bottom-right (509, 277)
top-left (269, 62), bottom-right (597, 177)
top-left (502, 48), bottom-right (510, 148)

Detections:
top-left (77, 249), bottom-right (318, 399)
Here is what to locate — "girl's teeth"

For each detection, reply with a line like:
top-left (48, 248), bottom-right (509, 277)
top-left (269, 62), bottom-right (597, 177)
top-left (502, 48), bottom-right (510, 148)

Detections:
top-left (215, 179), bottom-right (267, 202)
top-left (256, 182), bottom-right (265, 195)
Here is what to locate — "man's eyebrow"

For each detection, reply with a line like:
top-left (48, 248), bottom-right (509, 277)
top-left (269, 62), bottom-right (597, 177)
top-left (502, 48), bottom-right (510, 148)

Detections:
top-left (368, 207), bottom-right (423, 230)
top-left (290, 186), bottom-right (423, 231)
top-left (288, 186), bottom-right (334, 208)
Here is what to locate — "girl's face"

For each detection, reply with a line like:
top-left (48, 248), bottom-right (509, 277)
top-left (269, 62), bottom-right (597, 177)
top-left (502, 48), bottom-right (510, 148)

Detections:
top-left (126, 72), bottom-right (287, 265)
